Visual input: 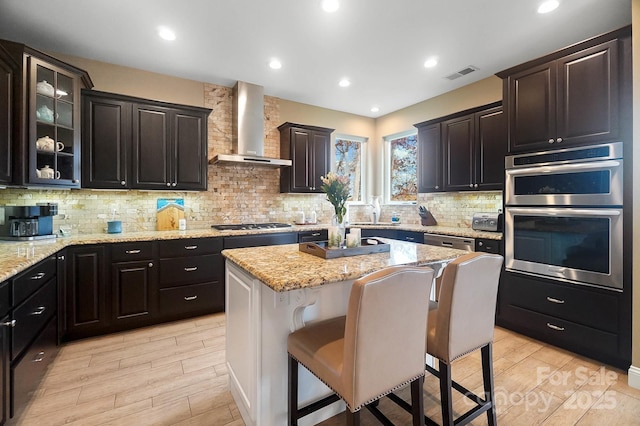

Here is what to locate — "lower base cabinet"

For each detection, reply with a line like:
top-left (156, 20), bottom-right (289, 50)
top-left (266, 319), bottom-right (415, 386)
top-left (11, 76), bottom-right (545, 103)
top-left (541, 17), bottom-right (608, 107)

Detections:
top-left (11, 317), bottom-right (58, 420)
top-left (62, 238), bottom-right (225, 341)
top-left (497, 271), bottom-right (630, 369)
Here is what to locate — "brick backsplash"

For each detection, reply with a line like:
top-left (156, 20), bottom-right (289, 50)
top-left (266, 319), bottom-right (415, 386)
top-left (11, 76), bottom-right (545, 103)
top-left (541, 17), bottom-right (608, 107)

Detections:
top-left (0, 82), bottom-right (503, 235)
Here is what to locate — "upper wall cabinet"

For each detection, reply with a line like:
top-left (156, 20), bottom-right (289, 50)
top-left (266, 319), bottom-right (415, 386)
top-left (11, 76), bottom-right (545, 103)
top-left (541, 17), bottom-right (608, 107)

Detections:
top-left (82, 90), bottom-right (211, 191)
top-left (0, 45), bottom-right (15, 185)
top-left (279, 122), bottom-right (333, 193)
top-left (415, 102), bottom-right (506, 193)
top-left (0, 39), bottom-right (93, 188)
top-left (498, 26), bottom-right (632, 153)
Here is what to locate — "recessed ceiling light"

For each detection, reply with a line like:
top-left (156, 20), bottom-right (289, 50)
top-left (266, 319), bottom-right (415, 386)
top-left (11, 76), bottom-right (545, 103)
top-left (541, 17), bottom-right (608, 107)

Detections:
top-left (537, 0), bottom-right (559, 14)
top-left (158, 26), bottom-right (176, 41)
top-left (338, 78), bottom-right (351, 87)
top-left (269, 59), bottom-right (282, 70)
top-left (370, 106), bottom-right (380, 113)
top-left (423, 57), bottom-right (438, 68)
top-left (322, 0), bottom-right (339, 13)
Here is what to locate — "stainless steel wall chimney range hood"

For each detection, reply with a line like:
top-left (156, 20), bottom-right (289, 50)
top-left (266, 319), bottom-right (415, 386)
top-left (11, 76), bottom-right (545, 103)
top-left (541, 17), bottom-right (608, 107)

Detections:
top-left (211, 81), bottom-right (292, 167)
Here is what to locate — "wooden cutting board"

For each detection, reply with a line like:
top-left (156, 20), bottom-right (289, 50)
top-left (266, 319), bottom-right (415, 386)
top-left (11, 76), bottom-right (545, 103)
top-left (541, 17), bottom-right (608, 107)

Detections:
top-left (157, 198), bottom-right (185, 231)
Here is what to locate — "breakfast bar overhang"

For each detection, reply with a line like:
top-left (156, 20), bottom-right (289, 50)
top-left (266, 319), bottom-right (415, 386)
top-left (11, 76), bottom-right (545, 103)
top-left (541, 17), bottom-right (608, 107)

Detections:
top-left (222, 239), bottom-right (468, 426)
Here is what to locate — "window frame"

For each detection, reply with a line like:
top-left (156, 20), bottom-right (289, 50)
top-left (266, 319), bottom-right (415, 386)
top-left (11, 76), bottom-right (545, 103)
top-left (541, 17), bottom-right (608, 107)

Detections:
top-left (384, 129), bottom-right (418, 205)
top-left (331, 134), bottom-right (367, 205)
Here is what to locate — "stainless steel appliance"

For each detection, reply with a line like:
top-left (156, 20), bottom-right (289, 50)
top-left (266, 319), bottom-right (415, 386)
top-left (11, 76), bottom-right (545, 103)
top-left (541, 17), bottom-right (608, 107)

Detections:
top-left (471, 212), bottom-right (502, 232)
top-left (211, 222), bottom-right (292, 231)
top-left (504, 142), bottom-right (623, 290)
top-left (423, 234), bottom-right (475, 252)
top-left (0, 203), bottom-right (58, 240)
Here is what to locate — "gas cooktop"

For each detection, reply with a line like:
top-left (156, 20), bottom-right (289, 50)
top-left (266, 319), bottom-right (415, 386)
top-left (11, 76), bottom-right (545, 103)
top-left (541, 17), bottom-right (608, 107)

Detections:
top-left (211, 222), bottom-right (292, 231)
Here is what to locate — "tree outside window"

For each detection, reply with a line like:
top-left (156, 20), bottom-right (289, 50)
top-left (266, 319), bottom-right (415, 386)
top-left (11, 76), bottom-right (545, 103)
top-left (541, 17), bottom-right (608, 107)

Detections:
top-left (334, 137), bottom-right (365, 202)
top-left (389, 133), bottom-right (417, 201)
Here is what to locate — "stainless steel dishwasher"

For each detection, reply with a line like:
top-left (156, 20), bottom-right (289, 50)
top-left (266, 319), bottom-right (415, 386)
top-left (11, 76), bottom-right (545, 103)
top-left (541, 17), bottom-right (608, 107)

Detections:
top-left (423, 234), bottom-right (475, 251)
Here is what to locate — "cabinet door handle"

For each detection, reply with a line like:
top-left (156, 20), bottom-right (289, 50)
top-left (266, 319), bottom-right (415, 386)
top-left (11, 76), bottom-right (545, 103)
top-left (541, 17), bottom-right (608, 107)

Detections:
top-left (30, 272), bottom-right (46, 280)
top-left (184, 295), bottom-right (198, 301)
top-left (184, 267), bottom-right (198, 272)
top-left (474, 183), bottom-right (478, 188)
top-left (184, 245), bottom-right (198, 250)
top-left (546, 296), bottom-right (565, 304)
top-left (548, 139), bottom-right (555, 144)
top-left (166, 182), bottom-right (171, 187)
top-left (1, 320), bottom-right (16, 327)
top-left (148, 262), bottom-right (153, 268)
top-left (556, 137), bottom-right (563, 143)
top-left (33, 351), bottom-right (46, 362)
top-left (121, 181), bottom-right (126, 186)
top-left (31, 306), bottom-right (46, 315)
top-left (435, 185), bottom-right (439, 189)
top-left (546, 323), bottom-right (565, 331)
top-left (58, 255), bottom-right (65, 261)
top-left (125, 249), bottom-right (141, 254)
top-left (172, 182), bottom-right (177, 187)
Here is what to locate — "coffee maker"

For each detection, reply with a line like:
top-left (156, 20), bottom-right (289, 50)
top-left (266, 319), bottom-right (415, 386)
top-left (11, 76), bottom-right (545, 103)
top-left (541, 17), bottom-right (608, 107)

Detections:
top-left (0, 203), bottom-right (58, 240)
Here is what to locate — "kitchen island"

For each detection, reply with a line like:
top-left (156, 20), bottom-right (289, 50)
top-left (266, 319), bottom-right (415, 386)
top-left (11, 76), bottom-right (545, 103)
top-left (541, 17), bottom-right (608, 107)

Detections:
top-left (222, 239), bottom-right (468, 426)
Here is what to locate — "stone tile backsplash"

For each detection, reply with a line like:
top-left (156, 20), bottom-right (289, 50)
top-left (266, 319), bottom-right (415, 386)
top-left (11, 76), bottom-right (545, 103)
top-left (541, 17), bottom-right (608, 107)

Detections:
top-left (0, 82), bottom-right (503, 234)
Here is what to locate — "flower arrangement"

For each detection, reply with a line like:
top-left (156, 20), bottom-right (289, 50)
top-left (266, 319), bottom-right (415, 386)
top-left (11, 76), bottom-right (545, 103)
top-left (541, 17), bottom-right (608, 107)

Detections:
top-left (320, 172), bottom-right (350, 224)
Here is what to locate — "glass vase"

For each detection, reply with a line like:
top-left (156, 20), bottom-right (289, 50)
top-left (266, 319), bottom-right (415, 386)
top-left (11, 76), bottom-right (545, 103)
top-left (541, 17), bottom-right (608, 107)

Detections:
top-left (328, 214), bottom-right (346, 248)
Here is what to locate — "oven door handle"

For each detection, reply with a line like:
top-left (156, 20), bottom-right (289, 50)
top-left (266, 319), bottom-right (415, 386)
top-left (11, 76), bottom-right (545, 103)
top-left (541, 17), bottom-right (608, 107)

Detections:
top-left (506, 160), bottom-right (621, 177)
top-left (505, 207), bottom-right (621, 218)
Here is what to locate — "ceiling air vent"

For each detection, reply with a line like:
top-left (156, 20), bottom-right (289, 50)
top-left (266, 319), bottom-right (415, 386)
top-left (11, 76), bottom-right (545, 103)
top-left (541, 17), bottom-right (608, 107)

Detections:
top-left (445, 65), bottom-right (479, 80)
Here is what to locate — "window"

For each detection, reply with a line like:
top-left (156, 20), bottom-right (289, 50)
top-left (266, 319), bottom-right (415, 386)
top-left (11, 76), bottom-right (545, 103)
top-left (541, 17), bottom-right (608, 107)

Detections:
top-left (333, 135), bottom-right (366, 203)
top-left (385, 131), bottom-right (417, 202)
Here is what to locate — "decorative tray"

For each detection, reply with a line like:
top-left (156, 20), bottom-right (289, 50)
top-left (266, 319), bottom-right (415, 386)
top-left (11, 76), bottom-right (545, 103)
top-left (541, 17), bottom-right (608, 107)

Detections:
top-left (299, 238), bottom-right (390, 259)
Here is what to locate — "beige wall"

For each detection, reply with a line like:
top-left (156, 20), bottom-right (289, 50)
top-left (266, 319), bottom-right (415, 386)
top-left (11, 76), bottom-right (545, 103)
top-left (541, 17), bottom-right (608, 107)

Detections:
top-left (632, 0), bottom-right (639, 374)
top-left (52, 52), bottom-right (205, 107)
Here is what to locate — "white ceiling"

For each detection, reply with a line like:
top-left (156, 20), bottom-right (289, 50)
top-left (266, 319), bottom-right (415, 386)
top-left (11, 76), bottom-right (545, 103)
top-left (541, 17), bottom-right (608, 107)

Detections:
top-left (0, 0), bottom-right (632, 118)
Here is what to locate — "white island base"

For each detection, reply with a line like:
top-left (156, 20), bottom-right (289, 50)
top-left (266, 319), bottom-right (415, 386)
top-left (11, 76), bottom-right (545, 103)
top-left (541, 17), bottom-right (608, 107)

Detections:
top-left (226, 260), bottom-right (351, 426)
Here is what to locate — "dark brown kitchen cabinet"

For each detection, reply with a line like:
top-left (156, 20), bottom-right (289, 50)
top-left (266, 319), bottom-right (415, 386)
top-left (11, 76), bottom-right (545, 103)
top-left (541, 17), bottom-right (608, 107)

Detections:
top-left (442, 105), bottom-right (506, 191)
top-left (0, 281), bottom-right (10, 426)
top-left (111, 260), bottom-right (156, 326)
top-left (63, 245), bottom-right (108, 341)
top-left (416, 123), bottom-right (442, 192)
top-left (82, 90), bottom-right (211, 190)
top-left (499, 27), bottom-right (631, 153)
top-left (0, 39), bottom-right (93, 188)
top-left (279, 122), bottom-right (333, 193)
top-left (9, 255), bottom-right (59, 422)
top-left (0, 45), bottom-right (15, 185)
top-left (416, 102), bottom-right (505, 193)
top-left (157, 237), bottom-right (224, 320)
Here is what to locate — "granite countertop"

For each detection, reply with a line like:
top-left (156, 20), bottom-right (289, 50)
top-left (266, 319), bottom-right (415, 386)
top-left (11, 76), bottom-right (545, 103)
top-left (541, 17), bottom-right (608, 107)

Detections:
top-left (222, 239), bottom-right (469, 292)
top-left (0, 222), bottom-right (499, 283)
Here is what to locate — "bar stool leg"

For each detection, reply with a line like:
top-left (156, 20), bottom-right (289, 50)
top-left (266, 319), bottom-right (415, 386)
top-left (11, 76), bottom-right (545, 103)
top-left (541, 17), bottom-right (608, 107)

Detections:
top-left (439, 361), bottom-right (454, 426)
top-left (346, 409), bottom-right (360, 426)
top-left (288, 355), bottom-right (299, 426)
top-left (410, 376), bottom-right (426, 426)
top-left (481, 343), bottom-right (497, 426)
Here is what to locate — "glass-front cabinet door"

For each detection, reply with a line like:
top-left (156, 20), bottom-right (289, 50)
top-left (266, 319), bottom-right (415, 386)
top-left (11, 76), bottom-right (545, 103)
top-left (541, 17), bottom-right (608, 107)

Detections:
top-left (30, 57), bottom-right (80, 187)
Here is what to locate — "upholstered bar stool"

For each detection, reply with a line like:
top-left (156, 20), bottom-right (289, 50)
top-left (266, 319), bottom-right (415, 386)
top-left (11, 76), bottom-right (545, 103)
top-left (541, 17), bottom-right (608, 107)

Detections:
top-left (425, 252), bottom-right (503, 426)
top-left (287, 265), bottom-right (435, 425)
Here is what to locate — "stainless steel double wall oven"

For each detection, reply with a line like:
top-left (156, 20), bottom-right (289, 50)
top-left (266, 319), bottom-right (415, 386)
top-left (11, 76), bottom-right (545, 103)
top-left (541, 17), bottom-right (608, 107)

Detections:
top-left (504, 142), bottom-right (623, 290)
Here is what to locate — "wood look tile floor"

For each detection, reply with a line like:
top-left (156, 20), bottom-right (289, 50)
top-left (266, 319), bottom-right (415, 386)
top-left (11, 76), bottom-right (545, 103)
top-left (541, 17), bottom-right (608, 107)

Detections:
top-left (15, 314), bottom-right (640, 425)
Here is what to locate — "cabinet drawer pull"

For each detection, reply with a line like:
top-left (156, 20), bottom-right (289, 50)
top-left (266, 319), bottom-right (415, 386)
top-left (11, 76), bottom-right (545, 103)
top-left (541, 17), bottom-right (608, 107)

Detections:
top-left (31, 306), bottom-right (46, 315)
top-left (184, 245), bottom-right (198, 250)
top-left (405, 237), bottom-right (415, 241)
top-left (1, 320), bottom-right (16, 327)
top-left (311, 233), bottom-right (320, 237)
top-left (546, 296), bottom-right (565, 304)
top-left (184, 295), bottom-right (198, 301)
top-left (33, 351), bottom-right (46, 362)
top-left (184, 267), bottom-right (198, 272)
top-left (30, 272), bottom-right (46, 280)
top-left (125, 249), bottom-right (141, 254)
top-left (546, 323), bottom-right (565, 331)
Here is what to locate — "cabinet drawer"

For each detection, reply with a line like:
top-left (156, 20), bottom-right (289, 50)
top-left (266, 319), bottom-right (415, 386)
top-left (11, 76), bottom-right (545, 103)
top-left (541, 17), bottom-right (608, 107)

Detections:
top-left (159, 282), bottom-right (223, 317)
top-left (158, 237), bottom-right (222, 258)
top-left (502, 272), bottom-right (618, 333)
top-left (0, 281), bottom-right (9, 318)
top-left (503, 305), bottom-right (618, 361)
top-left (12, 316), bottom-right (58, 419)
top-left (158, 254), bottom-right (221, 288)
top-left (111, 241), bottom-right (155, 262)
top-left (12, 279), bottom-right (56, 361)
top-left (13, 256), bottom-right (56, 306)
